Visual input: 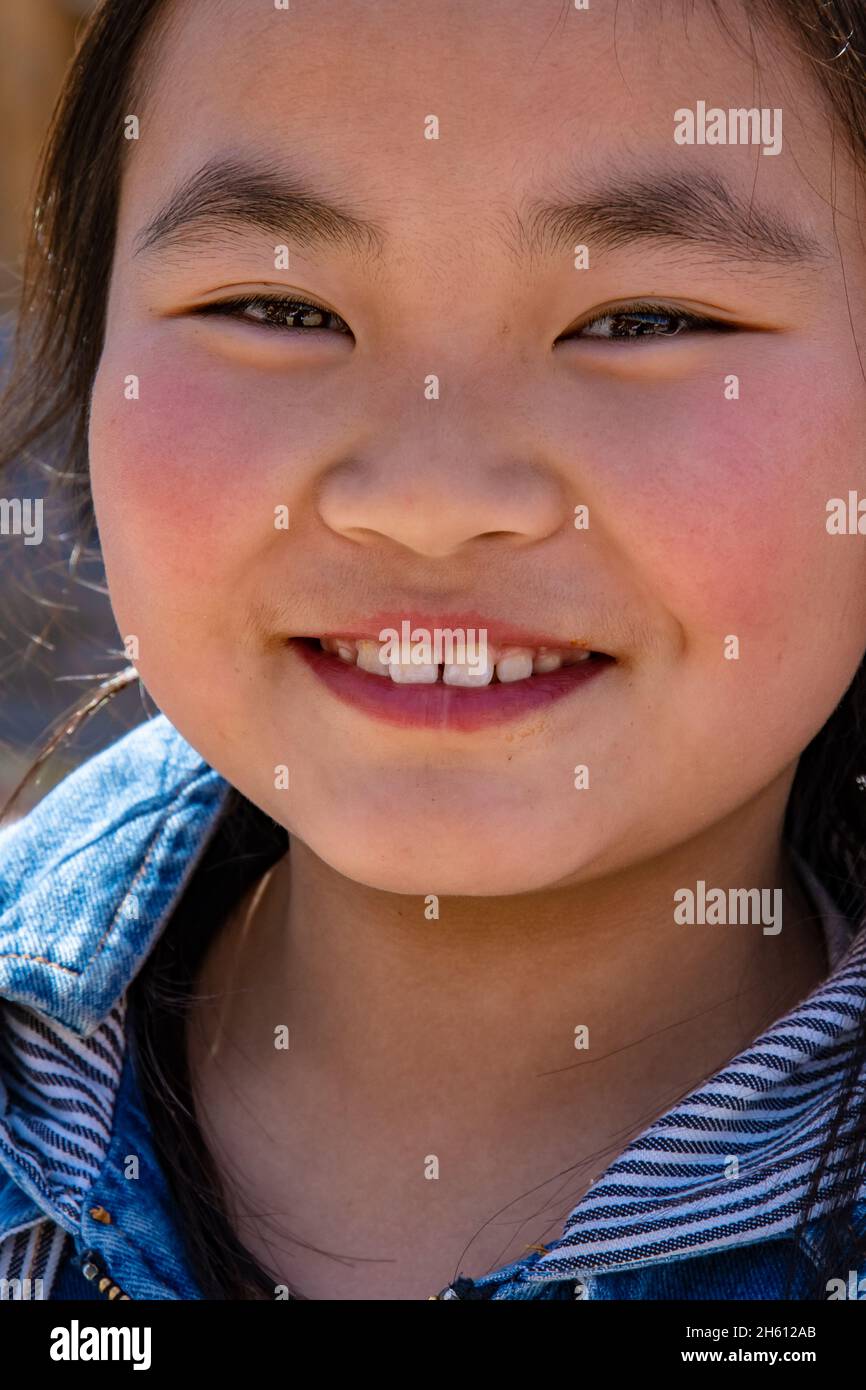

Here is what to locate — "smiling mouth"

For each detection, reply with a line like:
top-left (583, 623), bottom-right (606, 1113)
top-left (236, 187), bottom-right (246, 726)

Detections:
top-left (288, 635), bottom-right (615, 731)
top-left (297, 635), bottom-right (609, 685)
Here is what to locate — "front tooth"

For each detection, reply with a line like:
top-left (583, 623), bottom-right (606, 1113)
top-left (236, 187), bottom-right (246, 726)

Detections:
top-left (443, 653), bottom-right (495, 686)
top-left (495, 647), bottom-right (534, 683)
top-left (389, 659), bottom-right (439, 684)
top-left (356, 639), bottom-right (390, 676)
top-left (389, 641), bottom-right (439, 683)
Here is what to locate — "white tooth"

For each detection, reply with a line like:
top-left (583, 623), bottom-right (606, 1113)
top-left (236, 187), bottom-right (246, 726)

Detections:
top-left (562, 648), bottom-right (592, 665)
top-left (443, 653), bottom-right (495, 687)
top-left (386, 638), bottom-right (441, 684)
top-left (532, 650), bottom-right (563, 673)
top-left (356, 639), bottom-right (390, 676)
top-left (389, 660), bottom-right (439, 684)
top-left (335, 640), bottom-right (357, 664)
top-left (495, 648), bottom-right (534, 683)
top-left (320, 635), bottom-right (358, 662)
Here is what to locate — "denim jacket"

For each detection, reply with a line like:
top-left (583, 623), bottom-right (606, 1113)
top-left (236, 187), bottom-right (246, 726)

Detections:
top-left (1, 713), bottom-right (866, 1301)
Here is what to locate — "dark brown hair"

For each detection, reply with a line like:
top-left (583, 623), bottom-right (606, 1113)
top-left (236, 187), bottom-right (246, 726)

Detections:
top-left (3, 0), bottom-right (866, 1299)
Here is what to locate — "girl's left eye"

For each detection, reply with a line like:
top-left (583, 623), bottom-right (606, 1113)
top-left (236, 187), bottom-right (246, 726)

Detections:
top-left (194, 294), bottom-right (353, 335)
top-left (562, 303), bottom-right (737, 342)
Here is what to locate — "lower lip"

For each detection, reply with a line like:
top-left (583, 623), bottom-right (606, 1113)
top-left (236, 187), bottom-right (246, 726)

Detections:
top-left (289, 638), bottom-right (614, 732)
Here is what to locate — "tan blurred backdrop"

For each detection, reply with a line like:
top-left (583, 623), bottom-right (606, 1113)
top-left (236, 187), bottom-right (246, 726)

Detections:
top-left (0, 0), bottom-right (97, 300)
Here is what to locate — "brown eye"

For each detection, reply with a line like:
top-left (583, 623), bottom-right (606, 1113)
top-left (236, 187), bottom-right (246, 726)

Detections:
top-left (196, 294), bottom-right (352, 335)
top-left (561, 303), bottom-right (736, 342)
top-left (582, 310), bottom-right (689, 339)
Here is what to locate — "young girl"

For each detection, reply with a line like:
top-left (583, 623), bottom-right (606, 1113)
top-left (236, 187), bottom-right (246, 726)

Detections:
top-left (1, 0), bottom-right (866, 1304)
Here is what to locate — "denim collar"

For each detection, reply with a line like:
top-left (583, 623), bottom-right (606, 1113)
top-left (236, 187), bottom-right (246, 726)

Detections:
top-left (0, 715), bottom-right (231, 1038)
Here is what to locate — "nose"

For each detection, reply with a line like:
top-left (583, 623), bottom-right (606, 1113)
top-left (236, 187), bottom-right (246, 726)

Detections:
top-left (316, 416), bottom-right (567, 560)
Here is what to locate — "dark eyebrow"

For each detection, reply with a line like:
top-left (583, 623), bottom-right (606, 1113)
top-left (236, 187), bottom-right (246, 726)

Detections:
top-left (133, 155), bottom-right (387, 264)
top-left (134, 155), bottom-right (826, 273)
top-left (515, 167), bottom-right (826, 267)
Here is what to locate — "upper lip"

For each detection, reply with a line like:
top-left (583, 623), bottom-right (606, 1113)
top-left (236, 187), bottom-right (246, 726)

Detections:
top-left (299, 612), bottom-right (608, 653)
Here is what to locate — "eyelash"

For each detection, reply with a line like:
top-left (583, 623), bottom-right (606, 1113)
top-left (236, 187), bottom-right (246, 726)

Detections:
top-left (193, 293), bottom-right (737, 342)
top-left (567, 300), bottom-right (737, 342)
top-left (195, 294), bottom-right (353, 335)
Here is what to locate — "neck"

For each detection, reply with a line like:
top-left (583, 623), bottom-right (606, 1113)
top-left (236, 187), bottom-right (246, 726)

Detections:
top-left (185, 773), bottom-right (830, 1294)
top-left (193, 774), bottom-right (826, 1135)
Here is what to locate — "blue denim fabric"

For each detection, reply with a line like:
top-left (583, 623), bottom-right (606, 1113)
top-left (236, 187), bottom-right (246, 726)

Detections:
top-left (1, 713), bottom-right (865, 1301)
top-left (0, 715), bottom-right (230, 1037)
top-left (42, 1043), bottom-right (206, 1300)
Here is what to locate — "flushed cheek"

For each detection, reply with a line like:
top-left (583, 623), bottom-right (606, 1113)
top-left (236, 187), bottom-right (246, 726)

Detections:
top-left (89, 354), bottom-right (297, 603)
top-left (593, 371), bottom-right (866, 651)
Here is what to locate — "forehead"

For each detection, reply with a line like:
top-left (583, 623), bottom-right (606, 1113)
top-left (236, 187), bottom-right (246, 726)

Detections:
top-left (118, 0), bottom-right (846, 258)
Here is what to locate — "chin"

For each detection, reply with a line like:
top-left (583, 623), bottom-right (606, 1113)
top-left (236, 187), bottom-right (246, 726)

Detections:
top-left (297, 821), bottom-right (578, 897)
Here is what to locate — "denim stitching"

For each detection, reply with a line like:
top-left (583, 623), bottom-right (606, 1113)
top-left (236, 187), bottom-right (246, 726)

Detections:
top-left (0, 764), bottom-right (218, 977)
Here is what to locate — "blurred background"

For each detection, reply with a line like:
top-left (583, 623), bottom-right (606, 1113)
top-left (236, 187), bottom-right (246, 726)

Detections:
top-left (0, 0), bottom-right (144, 814)
top-left (0, 0), bottom-right (96, 302)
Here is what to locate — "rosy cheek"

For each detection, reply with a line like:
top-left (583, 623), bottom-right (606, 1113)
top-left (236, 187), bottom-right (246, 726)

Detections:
top-left (599, 367), bottom-right (863, 640)
top-left (90, 354), bottom-right (281, 592)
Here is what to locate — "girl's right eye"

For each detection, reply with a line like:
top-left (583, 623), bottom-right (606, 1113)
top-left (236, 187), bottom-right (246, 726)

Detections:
top-left (193, 293), bottom-right (353, 335)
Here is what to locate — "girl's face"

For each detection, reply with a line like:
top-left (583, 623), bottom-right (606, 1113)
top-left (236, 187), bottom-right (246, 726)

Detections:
top-left (90, 0), bottom-right (866, 895)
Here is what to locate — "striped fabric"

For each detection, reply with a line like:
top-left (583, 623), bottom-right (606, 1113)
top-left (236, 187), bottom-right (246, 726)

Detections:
top-left (522, 864), bottom-right (866, 1284)
top-left (0, 1001), bottom-right (126, 1299)
top-left (0, 1217), bottom-right (68, 1300)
